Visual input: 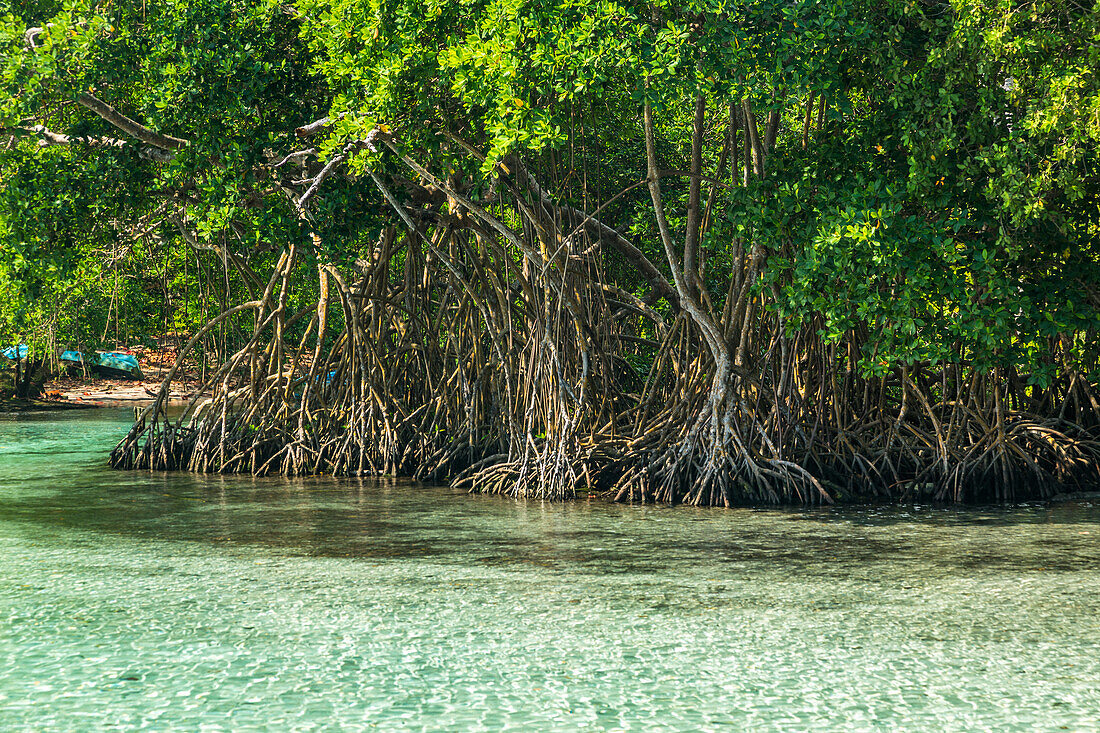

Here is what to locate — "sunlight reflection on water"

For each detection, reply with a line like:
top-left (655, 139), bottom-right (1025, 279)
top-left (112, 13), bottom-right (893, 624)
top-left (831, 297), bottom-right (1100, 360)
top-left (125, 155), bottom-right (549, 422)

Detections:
top-left (1, 410), bottom-right (1098, 730)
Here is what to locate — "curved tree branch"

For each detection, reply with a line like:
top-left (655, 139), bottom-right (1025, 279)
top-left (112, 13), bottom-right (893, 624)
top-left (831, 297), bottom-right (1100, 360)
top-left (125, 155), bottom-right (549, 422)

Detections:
top-left (4, 124), bottom-right (176, 161)
top-left (76, 93), bottom-right (189, 151)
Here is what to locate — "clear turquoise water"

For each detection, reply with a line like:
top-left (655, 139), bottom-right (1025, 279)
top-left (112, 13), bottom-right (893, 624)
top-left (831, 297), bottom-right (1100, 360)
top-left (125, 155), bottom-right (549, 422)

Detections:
top-left (1, 410), bottom-right (1099, 731)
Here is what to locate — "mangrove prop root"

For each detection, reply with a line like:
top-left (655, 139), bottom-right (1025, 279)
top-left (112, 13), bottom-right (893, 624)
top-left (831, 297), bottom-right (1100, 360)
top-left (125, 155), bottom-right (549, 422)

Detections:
top-left (110, 166), bottom-right (1100, 505)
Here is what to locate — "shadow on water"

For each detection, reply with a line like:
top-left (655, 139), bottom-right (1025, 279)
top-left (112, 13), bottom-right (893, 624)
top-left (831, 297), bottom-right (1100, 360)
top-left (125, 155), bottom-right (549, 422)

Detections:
top-left (1, 409), bottom-right (1099, 576)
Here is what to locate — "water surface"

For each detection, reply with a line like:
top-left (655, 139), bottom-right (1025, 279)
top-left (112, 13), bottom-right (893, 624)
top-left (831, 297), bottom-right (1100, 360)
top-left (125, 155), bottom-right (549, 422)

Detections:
top-left (1, 410), bottom-right (1099, 730)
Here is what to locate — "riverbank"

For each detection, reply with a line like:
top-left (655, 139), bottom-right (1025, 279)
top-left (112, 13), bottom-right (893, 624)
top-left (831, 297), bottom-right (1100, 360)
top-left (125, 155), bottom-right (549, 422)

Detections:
top-left (0, 376), bottom-right (191, 413)
top-left (0, 397), bottom-right (93, 413)
top-left (47, 373), bottom-right (189, 406)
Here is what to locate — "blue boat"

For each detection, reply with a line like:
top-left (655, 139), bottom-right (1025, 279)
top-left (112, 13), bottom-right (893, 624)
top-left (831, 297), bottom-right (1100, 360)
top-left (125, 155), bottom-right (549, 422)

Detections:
top-left (2, 344), bottom-right (28, 362)
top-left (94, 352), bottom-right (144, 380)
top-left (60, 350), bottom-right (144, 380)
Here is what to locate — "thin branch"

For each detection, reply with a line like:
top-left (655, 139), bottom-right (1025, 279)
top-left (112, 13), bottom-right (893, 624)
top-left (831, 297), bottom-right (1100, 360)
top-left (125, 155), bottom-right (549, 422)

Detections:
top-left (295, 115), bottom-right (340, 139)
top-left (742, 98), bottom-right (766, 179)
top-left (76, 93), bottom-right (189, 151)
top-left (683, 94), bottom-right (706, 291)
top-left (5, 124), bottom-right (175, 161)
top-left (273, 148), bottom-right (316, 169)
top-left (297, 146), bottom-right (349, 211)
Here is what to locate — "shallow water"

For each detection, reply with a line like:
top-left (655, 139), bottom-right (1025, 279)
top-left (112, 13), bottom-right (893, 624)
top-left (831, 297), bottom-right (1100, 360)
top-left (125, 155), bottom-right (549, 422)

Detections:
top-left (1, 410), bottom-right (1099, 731)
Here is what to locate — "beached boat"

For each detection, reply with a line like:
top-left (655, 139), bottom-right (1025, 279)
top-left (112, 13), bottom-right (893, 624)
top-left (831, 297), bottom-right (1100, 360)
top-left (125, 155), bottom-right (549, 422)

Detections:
top-left (1, 344), bottom-right (28, 362)
top-left (94, 352), bottom-right (144, 380)
top-left (60, 350), bottom-right (144, 380)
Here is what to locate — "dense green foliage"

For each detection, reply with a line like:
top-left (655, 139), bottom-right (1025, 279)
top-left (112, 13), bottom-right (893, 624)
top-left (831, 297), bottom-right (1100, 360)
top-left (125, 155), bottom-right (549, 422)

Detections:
top-left (4, 0), bottom-right (1097, 372)
top-left (0, 0), bottom-right (318, 357)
